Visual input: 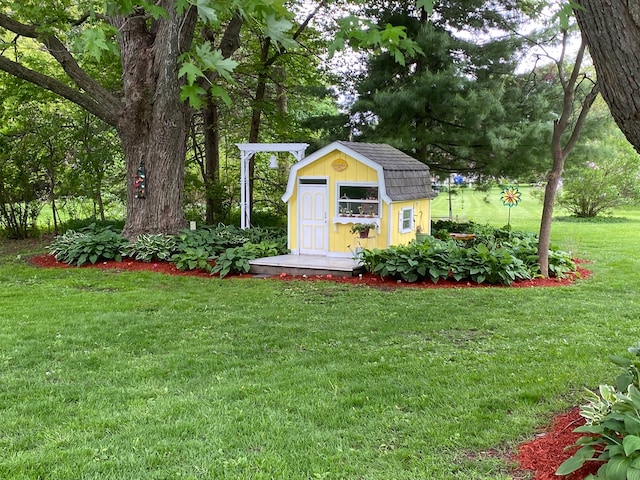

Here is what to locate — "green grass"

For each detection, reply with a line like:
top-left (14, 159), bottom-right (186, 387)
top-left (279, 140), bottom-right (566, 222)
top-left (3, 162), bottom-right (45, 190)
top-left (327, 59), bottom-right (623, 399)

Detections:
top-left (2, 191), bottom-right (640, 479)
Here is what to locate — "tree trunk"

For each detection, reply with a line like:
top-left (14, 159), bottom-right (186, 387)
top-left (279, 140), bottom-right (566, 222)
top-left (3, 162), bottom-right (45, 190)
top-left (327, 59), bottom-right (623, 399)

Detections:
top-left (537, 36), bottom-right (598, 277)
top-left (202, 16), bottom-right (242, 225)
top-left (537, 148), bottom-right (565, 277)
top-left (203, 97), bottom-right (221, 224)
top-left (574, 1), bottom-right (640, 153)
top-left (113, 3), bottom-right (197, 238)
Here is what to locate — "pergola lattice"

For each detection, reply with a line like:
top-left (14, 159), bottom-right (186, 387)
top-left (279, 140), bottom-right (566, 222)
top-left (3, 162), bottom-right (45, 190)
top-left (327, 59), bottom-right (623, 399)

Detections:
top-left (236, 143), bottom-right (309, 229)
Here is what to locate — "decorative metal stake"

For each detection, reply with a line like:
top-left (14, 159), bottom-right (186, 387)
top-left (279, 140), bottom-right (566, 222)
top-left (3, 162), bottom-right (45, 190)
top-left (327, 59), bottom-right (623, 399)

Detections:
top-left (134, 161), bottom-right (146, 199)
top-left (500, 186), bottom-right (522, 229)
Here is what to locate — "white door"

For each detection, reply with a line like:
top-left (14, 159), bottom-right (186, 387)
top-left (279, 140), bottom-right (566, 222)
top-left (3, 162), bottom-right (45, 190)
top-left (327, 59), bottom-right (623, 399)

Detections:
top-left (298, 182), bottom-right (328, 255)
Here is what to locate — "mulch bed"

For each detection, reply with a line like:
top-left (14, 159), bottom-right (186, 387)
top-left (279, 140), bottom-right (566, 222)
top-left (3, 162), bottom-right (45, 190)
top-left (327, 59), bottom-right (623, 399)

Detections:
top-left (29, 254), bottom-right (591, 289)
top-left (512, 408), bottom-right (601, 479)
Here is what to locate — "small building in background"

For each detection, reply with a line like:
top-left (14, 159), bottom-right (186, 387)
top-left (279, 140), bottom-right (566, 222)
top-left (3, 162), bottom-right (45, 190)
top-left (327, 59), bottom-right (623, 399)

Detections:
top-left (281, 141), bottom-right (437, 257)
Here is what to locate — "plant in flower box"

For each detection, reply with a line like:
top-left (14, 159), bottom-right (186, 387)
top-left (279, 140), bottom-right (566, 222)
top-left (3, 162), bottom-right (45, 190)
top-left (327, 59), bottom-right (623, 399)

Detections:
top-left (350, 222), bottom-right (377, 238)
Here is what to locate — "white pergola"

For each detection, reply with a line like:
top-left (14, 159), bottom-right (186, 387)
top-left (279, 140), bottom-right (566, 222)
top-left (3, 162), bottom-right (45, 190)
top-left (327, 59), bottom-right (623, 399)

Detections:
top-left (236, 143), bottom-right (309, 229)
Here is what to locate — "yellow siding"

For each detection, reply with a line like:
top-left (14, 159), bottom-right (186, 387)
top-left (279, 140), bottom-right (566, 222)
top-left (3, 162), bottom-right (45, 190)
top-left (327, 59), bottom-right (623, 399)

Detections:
top-left (286, 150), bottom-right (432, 255)
top-left (388, 199), bottom-right (432, 246)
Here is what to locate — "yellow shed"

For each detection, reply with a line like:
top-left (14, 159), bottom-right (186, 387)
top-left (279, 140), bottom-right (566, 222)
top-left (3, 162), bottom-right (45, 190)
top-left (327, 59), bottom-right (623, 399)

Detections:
top-left (282, 141), bottom-right (437, 257)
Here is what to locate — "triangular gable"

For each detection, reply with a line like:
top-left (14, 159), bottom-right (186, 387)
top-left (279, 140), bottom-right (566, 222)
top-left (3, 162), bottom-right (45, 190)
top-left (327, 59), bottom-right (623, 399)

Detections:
top-left (282, 141), bottom-right (391, 203)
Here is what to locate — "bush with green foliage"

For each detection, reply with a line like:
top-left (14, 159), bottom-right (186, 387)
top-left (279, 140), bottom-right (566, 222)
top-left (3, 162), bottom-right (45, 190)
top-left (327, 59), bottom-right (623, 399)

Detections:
top-left (169, 225), bottom-right (287, 272)
top-left (46, 223), bottom-right (288, 273)
top-left (122, 234), bottom-right (178, 262)
top-left (47, 224), bottom-right (127, 266)
top-left (558, 156), bottom-right (640, 218)
top-left (360, 239), bottom-right (535, 285)
top-left (210, 240), bottom-right (289, 278)
top-left (360, 222), bottom-right (575, 285)
top-left (171, 246), bottom-right (215, 273)
top-left (557, 342), bottom-right (640, 479)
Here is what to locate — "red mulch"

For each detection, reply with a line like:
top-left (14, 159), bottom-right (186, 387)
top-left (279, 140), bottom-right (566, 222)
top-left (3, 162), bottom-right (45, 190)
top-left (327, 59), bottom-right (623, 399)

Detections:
top-left (28, 254), bottom-right (596, 478)
top-left (28, 254), bottom-right (591, 289)
top-left (512, 408), bottom-right (602, 479)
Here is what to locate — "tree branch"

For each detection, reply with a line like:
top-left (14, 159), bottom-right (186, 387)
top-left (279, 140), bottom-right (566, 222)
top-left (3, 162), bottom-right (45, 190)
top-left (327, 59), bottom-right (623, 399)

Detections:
top-left (0, 13), bottom-right (122, 122)
top-left (0, 55), bottom-right (119, 126)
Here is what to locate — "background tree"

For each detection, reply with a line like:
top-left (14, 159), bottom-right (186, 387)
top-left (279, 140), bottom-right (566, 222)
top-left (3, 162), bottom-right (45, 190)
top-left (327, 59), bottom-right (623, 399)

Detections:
top-left (557, 111), bottom-right (640, 217)
top-left (535, 29), bottom-right (598, 276)
top-left (0, 0), bottom-right (421, 236)
top-left (347, 0), bottom-right (552, 179)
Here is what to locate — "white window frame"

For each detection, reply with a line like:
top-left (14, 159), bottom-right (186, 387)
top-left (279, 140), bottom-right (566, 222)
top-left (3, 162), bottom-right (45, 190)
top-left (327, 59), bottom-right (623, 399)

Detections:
top-left (336, 182), bottom-right (380, 218)
top-left (399, 207), bottom-right (414, 233)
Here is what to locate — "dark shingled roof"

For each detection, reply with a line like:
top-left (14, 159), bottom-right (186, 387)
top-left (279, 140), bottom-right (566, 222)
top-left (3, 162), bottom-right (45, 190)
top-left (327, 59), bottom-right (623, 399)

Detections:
top-left (336, 141), bottom-right (437, 201)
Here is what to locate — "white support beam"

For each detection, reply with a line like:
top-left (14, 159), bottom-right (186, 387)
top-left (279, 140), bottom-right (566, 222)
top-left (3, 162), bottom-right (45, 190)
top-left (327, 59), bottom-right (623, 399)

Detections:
top-left (236, 143), bottom-right (309, 229)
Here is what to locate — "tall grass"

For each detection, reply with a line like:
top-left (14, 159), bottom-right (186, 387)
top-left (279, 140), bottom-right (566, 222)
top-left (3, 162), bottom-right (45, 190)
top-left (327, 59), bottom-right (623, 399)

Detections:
top-left (1, 189), bottom-right (639, 479)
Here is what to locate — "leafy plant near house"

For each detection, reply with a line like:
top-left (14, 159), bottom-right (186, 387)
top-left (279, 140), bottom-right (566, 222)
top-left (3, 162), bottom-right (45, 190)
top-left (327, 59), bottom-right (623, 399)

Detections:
top-left (556, 341), bottom-right (640, 479)
top-left (211, 241), bottom-right (289, 278)
top-left (122, 234), bottom-right (178, 262)
top-left (170, 246), bottom-right (215, 272)
top-left (47, 224), bottom-right (127, 266)
top-left (350, 223), bottom-right (377, 234)
top-left (358, 224), bottom-right (575, 285)
top-left (46, 224), bottom-right (288, 273)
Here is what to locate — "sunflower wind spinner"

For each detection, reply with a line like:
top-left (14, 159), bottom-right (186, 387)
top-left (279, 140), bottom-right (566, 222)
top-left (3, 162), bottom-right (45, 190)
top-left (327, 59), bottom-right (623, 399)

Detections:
top-left (500, 186), bottom-right (521, 228)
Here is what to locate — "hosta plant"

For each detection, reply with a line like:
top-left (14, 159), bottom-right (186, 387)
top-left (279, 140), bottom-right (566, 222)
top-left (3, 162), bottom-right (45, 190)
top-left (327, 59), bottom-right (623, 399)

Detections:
top-left (557, 341), bottom-right (640, 479)
top-left (47, 224), bottom-right (127, 266)
top-left (122, 234), bottom-right (178, 262)
top-left (211, 241), bottom-right (289, 278)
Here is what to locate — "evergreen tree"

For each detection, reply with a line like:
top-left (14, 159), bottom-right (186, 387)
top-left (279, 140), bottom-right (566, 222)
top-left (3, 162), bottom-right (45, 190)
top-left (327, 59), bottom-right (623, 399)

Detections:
top-left (349, 1), bottom-right (551, 177)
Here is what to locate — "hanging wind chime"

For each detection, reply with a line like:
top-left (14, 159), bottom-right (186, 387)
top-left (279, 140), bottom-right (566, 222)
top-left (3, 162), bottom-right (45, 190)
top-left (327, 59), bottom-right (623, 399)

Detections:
top-left (500, 186), bottom-right (521, 229)
top-left (134, 161), bottom-right (146, 199)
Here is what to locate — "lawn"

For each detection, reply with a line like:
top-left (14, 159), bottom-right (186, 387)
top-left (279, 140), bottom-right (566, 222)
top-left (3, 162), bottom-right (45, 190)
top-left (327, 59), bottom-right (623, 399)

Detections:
top-left (1, 189), bottom-right (640, 479)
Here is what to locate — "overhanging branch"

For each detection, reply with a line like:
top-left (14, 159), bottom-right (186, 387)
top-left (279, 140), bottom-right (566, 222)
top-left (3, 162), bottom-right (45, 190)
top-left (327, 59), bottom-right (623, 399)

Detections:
top-left (0, 13), bottom-right (122, 123)
top-left (0, 55), bottom-right (119, 126)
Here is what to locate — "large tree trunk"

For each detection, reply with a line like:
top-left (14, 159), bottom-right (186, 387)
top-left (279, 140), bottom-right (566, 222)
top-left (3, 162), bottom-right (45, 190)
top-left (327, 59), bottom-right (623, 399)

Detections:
top-left (112, 3), bottom-right (197, 238)
top-left (574, 1), bottom-right (640, 153)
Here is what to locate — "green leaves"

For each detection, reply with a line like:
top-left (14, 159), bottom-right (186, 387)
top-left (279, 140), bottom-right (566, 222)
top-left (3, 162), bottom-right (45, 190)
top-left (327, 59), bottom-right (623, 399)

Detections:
top-left (194, 0), bottom-right (218, 23)
top-left (263, 14), bottom-right (297, 51)
top-left (179, 43), bottom-right (238, 108)
top-left (360, 222), bottom-right (573, 285)
top-left (558, 344), bottom-right (640, 478)
top-left (80, 28), bottom-right (111, 62)
top-left (329, 16), bottom-right (422, 67)
top-left (47, 224), bottom-right (126, 266)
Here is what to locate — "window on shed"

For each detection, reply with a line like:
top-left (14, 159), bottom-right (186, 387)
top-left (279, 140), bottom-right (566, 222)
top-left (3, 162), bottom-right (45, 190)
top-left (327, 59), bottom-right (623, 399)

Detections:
top-left (399, 207), bottom-right (413, 233)
top-left (337, 184), bottom-right (379, 217)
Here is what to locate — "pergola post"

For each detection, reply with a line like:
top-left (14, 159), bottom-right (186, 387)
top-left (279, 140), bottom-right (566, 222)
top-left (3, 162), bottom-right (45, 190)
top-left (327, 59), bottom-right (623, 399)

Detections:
top-left (236, 143), bottom-right (308, 229)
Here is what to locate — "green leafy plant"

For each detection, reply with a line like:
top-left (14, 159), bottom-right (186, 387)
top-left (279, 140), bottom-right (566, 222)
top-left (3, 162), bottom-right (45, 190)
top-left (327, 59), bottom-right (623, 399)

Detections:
top-left (557, 341), bottom-right (640, 479)
top-left (170, 246), bottom-right (214, 272)
top-left (350, 223), bottom-right (377, 234)
top-left (211, 241), bottom-right (288, 278)
top-left (359, 232), bottom-right (554, 285)
top-left (122, 233), bottom-right (178, 262)
top-left (47, 224), bottom-right (126, 266)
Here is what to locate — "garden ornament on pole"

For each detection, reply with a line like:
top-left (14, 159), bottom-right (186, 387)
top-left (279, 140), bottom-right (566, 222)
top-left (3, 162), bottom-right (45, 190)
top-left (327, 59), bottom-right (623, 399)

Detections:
top-left (500, 186), bottom-right (521, 229)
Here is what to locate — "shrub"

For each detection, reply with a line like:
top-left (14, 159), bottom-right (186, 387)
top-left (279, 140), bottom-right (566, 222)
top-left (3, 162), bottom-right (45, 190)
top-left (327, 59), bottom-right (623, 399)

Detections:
top-left (169, 225), bottom-right (287, 272)
top-left (122, 234), bottom-right (178, 262)
top-left (211, 241), bottom-right (289, 278)
top-left (47, 224), bottom-right (127, 266)
top-left (558, 155), bottom-right (640, 218)
top-left (359, 227), bottom-right (575, 285)
top-left (171, 246), bottom-right (214, 273)
top-left (557, 342), bottom-right (640, 479)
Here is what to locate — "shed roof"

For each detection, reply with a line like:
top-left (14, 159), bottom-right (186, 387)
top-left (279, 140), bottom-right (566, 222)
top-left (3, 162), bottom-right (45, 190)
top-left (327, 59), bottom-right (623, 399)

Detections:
top-left (335, 141), bottom-right (437, 201)
top-left (282, 141), bottom-right (437, 203)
